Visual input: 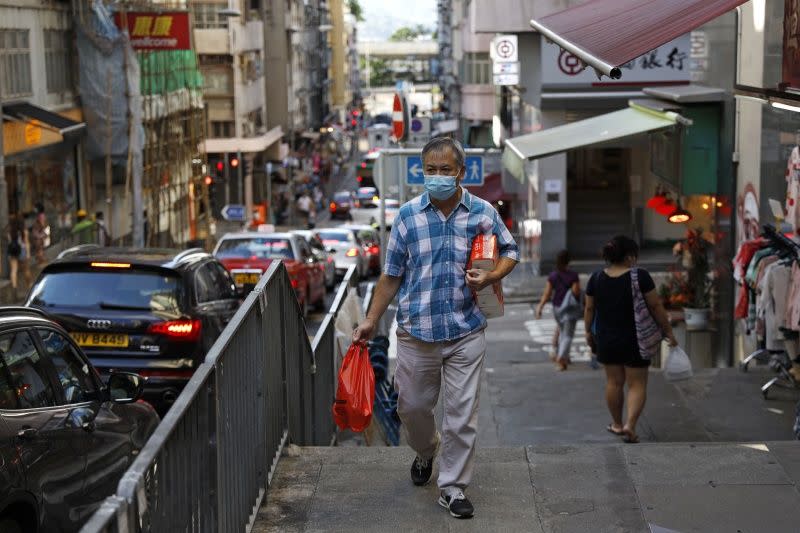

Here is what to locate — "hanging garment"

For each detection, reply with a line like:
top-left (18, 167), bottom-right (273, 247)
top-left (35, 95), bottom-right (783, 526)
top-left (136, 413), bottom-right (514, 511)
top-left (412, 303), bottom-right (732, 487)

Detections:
top-left (786, 146), bottom-right (800, 235)
top-left (733, 239), bottom-right (766, 283)
top-left (786, 262), bottom-right (800, 333)
top-left (758, 262), bottom-right (792, 350)
top-left (734, 240), bottom-right (767, 320)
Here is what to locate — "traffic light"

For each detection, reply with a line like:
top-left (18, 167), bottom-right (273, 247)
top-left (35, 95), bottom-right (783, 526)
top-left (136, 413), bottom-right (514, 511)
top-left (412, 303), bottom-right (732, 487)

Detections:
top-left (229, 155), bottom-right (239, 168)
top-left (204, 175), bottom-right (213, 186)
top-left (215, 161), bottom-right (224, 173)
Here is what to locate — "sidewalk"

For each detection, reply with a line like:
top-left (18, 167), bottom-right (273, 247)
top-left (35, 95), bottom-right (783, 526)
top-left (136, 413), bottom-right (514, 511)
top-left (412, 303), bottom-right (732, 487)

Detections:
top-left (255, 303), bottom-right (800, 532)
top-left (258, 442), bottom-right (800, 532)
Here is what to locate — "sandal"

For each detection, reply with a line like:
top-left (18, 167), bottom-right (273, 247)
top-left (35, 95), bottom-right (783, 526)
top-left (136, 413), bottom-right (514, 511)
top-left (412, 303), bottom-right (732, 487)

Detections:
top-left (622, 428), bottom-right (639, 444)
top-left (606, 424), bottom-right (624, 436)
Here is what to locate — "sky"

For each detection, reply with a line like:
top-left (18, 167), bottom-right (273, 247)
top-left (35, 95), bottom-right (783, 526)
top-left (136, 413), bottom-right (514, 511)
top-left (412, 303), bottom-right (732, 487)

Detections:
top-left (357, 0), bottom-right (438, 41)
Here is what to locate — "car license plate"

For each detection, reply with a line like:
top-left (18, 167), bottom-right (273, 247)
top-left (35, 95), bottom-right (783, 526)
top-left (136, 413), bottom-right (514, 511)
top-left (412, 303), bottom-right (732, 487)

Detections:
top-left (71, 332), bottom-right (129, 348)
top-left (234, 272), bottom-right (261, 286)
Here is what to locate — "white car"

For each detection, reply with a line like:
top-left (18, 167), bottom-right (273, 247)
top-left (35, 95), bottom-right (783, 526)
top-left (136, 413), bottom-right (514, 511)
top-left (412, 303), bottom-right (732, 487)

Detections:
top-left (313, 228), bottom-right (369, 279)
top-left (350, 198), bottom-right (400, 228)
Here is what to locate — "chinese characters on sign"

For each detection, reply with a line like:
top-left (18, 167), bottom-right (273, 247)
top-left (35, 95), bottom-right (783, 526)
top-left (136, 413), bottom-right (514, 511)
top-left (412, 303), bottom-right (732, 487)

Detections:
top-left (541, 34), bottom-right (691, 87)
top-left (115, 12), bottom-right (191, 50)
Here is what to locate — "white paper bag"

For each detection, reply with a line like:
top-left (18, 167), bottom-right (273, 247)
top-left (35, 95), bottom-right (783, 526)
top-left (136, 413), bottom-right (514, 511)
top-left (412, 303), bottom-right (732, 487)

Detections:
top-left (664, 346), bottom-right (693, 382)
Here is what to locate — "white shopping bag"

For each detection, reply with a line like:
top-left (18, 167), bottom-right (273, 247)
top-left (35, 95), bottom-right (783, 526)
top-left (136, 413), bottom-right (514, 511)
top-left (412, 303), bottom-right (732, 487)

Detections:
top-left (664, 346), bottom-right (693, 382)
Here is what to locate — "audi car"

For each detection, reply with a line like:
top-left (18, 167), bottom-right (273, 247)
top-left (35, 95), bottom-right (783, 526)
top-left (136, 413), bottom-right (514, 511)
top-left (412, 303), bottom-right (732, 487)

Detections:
top-left (0, 307), bottom-right (158, 532)
top-left (25, 245), bottom-right (239, 413)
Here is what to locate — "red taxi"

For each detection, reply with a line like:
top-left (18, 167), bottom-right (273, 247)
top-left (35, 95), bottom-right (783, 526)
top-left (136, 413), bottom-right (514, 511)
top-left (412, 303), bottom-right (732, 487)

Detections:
top-left (213, 232), bottom-right (326, 317)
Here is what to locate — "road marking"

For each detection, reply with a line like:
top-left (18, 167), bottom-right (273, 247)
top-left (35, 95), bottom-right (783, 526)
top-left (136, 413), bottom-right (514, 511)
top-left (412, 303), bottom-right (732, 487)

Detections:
top-left (523, 309), bottom-right (591, 362)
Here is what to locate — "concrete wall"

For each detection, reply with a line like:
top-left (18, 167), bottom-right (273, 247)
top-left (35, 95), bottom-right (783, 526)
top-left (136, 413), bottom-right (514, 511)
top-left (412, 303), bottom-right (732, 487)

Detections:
top-left (264, 0), bottom-right (290, 132)
top-left (461, 85), bottom-right (494, 121)
top-left (232, 20), bottom-right (264, 53)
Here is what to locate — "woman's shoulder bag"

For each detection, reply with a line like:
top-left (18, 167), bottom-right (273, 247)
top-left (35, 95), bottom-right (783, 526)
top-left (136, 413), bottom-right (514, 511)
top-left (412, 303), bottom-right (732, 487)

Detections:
top-left (631, 268), bottom-right (663, 359)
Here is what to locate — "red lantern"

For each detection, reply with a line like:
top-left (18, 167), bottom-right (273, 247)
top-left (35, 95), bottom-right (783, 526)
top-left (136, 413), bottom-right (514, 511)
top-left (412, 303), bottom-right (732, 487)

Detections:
top-left (646, 193), bottom-right (667, 209)
top-left (656, 199), bottom-right (676, 216)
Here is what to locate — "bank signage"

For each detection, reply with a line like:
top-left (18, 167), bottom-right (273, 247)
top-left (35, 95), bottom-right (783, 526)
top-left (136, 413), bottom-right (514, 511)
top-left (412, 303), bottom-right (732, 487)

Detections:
top-left (115, 12), bottom-right (191, 50)
top-left (541, 33), bottom-right (691, 88)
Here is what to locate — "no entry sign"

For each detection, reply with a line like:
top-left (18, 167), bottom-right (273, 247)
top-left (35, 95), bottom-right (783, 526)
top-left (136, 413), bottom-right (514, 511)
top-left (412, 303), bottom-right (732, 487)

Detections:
top-left (392, 93), bottom-right (408, 142)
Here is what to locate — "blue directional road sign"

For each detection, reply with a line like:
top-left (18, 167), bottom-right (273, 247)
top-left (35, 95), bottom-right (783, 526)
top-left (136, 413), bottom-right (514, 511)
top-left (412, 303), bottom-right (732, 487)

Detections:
top-left (463, 156), bottom-right (484, 186)
top-left (221, 204), bottom-right (246, 222)
top-left (406, 155), bottom-right (484, 186)
top-left (406, 156), bottom-right (424, 185)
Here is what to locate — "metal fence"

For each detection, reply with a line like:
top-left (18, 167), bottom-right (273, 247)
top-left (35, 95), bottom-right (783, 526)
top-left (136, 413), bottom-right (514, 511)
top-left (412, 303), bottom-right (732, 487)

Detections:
top-left (80, 262), bottom-right (359, 532)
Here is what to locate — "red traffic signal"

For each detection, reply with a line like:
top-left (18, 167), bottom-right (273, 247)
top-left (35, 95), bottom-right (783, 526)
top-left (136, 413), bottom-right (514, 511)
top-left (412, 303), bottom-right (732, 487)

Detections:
top-left (351, 119), bottom-right (357, 126)
top-left (215, 161), bottom-right (224, 172)
top-left (204, 175), bottom-right (213, 186)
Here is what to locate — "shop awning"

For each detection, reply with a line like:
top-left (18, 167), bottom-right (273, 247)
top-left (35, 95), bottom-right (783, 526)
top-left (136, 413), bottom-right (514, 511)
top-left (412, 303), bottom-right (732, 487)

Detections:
top-left (3, 101), bottom-right (85, 137)
top-left (530, 0), bottom-right (747, 79)
top-left (503, 103), bottom-right (688, 180)
top-left (201, 126), bottom-right (283, 154)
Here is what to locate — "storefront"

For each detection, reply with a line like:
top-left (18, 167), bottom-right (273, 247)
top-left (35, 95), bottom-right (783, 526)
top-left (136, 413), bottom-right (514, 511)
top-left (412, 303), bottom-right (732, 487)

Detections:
top-left (2, 103), bottom-right (85, 246)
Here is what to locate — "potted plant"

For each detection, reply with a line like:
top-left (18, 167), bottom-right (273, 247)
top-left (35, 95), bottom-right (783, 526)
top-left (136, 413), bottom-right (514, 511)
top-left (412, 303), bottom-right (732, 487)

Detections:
top-left (672, 228), bottom-right (713, 330)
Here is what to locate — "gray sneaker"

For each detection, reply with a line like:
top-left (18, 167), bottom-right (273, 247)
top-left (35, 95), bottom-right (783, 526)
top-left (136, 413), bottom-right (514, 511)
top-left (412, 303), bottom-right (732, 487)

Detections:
top-left (438, 489), bottom-right (474, 519)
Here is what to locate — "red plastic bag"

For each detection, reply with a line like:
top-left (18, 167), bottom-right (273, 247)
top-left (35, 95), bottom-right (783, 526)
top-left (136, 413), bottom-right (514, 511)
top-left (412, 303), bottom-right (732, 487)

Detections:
top-left (332, 341), bottom-right (375, 432)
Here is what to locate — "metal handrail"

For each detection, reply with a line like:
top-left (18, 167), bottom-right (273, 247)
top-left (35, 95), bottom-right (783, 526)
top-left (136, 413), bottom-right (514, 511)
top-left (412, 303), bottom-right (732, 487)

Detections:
top-left (80, 263), bottom-right (359, 533)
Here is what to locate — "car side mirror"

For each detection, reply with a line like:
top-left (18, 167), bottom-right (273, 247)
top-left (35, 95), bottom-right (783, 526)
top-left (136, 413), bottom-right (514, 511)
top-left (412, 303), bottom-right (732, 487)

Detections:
top-left (107, 372), bottom-right (144, 404)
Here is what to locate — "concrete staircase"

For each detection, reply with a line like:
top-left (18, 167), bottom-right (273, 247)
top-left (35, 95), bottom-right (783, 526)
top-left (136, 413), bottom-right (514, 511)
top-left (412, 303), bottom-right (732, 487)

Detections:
top-left (567, 190), bottom-right (631, 260)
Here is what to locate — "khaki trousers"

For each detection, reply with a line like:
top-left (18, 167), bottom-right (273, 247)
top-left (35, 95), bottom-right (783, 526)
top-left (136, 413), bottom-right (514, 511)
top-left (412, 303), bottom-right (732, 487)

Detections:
top-left (394, 327), bottom-right (486, 492)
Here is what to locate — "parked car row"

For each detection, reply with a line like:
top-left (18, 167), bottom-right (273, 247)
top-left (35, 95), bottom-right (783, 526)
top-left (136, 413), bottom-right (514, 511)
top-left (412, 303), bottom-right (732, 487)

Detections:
top-left (0, 216), bottom-right (388, 529)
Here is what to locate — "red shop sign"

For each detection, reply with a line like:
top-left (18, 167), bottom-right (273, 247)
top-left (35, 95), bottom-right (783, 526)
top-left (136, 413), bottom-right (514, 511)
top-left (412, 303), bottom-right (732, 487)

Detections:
top-left (115, 12), bottom-right (191, 50)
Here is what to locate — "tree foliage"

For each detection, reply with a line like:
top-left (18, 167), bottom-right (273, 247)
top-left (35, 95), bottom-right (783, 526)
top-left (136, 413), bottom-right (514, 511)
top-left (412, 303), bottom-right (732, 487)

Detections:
top-left (347, 0), bottom-right (365, 22)
top-left (389, 24), bottom-right (433, 42)
top-left (359, 56), bottom-right (394, 87)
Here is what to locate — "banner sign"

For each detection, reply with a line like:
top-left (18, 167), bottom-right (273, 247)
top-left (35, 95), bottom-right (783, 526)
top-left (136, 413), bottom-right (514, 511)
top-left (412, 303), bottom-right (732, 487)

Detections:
top-left (541, 34), bottom-right (691, 88)
top-left (116, 12), bottom-right (191, 50)
top-left (784, 0), bottom-right (800, 90)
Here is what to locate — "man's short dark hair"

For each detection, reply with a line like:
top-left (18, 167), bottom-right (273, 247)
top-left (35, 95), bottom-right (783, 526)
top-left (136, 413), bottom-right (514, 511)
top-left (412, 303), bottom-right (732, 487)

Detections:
top-left (421, 137), bottom-right (465, 169)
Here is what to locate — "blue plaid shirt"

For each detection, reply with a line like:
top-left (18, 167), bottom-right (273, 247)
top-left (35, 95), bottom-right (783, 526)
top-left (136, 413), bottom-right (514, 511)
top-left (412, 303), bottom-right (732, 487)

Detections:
top-left (384, 188), bottom-right (519, 342)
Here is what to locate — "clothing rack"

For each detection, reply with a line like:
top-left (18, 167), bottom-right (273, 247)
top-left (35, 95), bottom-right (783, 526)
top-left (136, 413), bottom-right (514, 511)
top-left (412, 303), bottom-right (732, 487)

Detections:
top-left (739, 225), bottom-right (800, 399)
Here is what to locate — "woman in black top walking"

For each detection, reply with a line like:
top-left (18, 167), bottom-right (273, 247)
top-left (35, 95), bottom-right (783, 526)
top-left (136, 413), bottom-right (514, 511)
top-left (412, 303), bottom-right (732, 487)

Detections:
top-left (584, 236), bottom-right (677, 443)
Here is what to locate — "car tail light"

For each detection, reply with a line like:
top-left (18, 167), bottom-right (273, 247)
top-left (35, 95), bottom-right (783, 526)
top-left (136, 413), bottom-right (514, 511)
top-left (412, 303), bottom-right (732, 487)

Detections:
top-left (330, 202), bottom-right (336, 212)
top-left (290, 278), bottom-right (299, 288)
top-left (91, 262), bottom-right (131, 269)
top-left (346, 247), bottom-right (359, 257)
top-left (147, 319), bottom-right (202, 342)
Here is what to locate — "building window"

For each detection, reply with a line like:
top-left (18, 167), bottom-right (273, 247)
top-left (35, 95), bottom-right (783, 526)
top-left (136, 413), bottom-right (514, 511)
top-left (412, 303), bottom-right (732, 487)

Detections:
top-left (210, 121), bottom-right (235, 138)
top-left (191, 3), bottom-right (229, 29)
top-left (202, 67), bottom-right (233, 95)
top-left (44, 30), bottom-right (72, 94)
top-left (460, 52), bottom-right (491, 85)
top-left (0, 29), bottom-right (32, 98)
